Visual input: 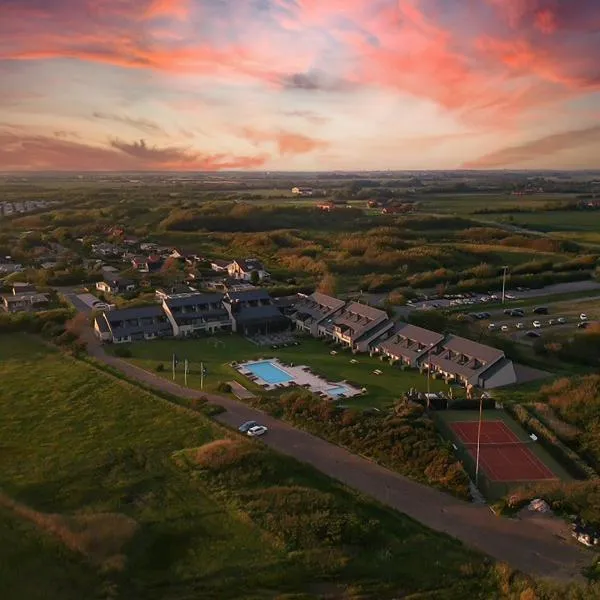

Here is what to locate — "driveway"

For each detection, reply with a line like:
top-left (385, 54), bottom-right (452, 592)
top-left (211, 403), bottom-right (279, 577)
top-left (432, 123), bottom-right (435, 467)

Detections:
top-left (82, 331), bottom-right (591, 580)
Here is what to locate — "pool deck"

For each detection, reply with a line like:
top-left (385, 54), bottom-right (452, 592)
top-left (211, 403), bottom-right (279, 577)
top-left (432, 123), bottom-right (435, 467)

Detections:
top-left (237, 358), bottom-right (362, 400)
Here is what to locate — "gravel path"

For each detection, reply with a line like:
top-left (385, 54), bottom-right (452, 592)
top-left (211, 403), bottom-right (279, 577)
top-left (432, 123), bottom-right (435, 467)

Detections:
top-left (83, 331), bottom-right (591, 581)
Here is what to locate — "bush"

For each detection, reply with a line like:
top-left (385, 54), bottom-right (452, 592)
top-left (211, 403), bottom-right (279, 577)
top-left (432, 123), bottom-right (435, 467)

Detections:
top-left (216, 382), bottom-right (232, 393)
top-left (155, 363), bottom-right (164, 372)
top-left (113, 346), bottom-right (132, 358)
top-left (202, 403), bottom-right (226, 416)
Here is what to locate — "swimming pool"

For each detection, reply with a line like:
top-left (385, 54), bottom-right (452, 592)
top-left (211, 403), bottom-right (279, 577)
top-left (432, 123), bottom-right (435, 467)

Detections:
top-left (326, 385), bottom-right (349, 398)
top-left (245, 360), bottom-right (294, 385)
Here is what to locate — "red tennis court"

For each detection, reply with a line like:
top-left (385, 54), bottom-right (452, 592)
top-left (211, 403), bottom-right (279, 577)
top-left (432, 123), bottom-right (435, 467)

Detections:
top-left (450, 420), bottom-right (556, 482)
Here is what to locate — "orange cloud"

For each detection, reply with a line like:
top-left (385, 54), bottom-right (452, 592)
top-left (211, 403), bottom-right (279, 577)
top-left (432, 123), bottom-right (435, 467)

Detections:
top-left (0, 131), bottom-right (268, 171)
top-left (239, 127), bottom-right (329, 155)
top-left (463, 125), bottom-right (600, 168)
top-left (145, 0), bottom-right (190, 20)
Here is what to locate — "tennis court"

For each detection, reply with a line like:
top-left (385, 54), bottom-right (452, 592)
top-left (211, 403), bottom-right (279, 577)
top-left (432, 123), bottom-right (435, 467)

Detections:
top-left (450, 420), bottom-right (557, 482)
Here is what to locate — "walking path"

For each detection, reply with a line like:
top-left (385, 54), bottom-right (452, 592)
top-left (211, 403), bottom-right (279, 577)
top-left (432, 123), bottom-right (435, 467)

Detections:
top-left (83, 331), bottom-right (591, 581)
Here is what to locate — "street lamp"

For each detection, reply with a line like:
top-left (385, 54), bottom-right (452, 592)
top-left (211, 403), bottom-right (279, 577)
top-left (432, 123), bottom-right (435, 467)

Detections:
top-left (426, 343), bottom-right (434, 408)
top-left (501, 265), bottom-right (509, 304)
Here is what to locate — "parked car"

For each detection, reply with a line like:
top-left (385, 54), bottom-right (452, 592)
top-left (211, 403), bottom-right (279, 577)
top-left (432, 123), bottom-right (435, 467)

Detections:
top-left (578, 322), bottom-right (589, 329)
top-left (532, 320), bottom-right (542, 328)
top-left (480, 312), bottom-right (491, 319)
top-left (557, 317), bottom-right (567, 324)
top-left (580, 313), bottom-right (588, 321)
top-left (503, 309), bottom-right (513, 315)
top-left (515, 322), bottom-right (525, 329)
top-left (488, 323), bottom-right (497, 331)
top-left (247, 425), bottom-right (268, 437)
top-left (501, 325), bottom-right (509, 332)
top-left (525, 330), bottom-right (541, 338)
top-left (548, 319), bottom-right (556, 326)
top-left (533, 307), bottom-right (549, 315)
top-left (238, 420), bottom-right (258, 433)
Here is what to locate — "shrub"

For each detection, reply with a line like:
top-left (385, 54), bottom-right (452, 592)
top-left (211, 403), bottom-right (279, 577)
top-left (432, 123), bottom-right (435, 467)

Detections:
top-left (155, 363), bottom-right (164, 372)
top-left (216, 382), bottom-right (232, 393)
top-left (202, 403), bottom-right (226, 416)
top-left (113, 346), bottom-right (132, 358)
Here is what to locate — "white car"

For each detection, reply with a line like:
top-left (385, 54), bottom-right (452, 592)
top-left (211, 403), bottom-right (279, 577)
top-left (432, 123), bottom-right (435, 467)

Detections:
top-left (247, 425), bottom-right (268, 437)
top-left (501, 325), bottom-right (509, 332)
top-left (532, 320), bottom-right (542, 328)
top-left (515, 322), bottom-right (524, 329)
top-left (488, 323), bottom-right (497, 330)
top-left (557, 317), bottom-right (567, 324)
top-left (580, 314), bottom-right (588, 321)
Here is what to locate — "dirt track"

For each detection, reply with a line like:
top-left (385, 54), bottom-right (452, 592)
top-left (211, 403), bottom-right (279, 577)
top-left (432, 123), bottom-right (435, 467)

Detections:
top-left (84, 332), bottom-right (591, 581)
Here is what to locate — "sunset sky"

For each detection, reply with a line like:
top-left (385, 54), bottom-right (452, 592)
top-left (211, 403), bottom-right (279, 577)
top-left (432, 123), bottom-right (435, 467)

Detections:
top-left (1, 0), bottom-right (599, 171)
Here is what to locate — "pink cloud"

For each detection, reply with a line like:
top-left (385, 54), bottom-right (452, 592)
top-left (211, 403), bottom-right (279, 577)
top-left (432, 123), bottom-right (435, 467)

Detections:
top-left (0, 130), bottom-right (268, 171)
top-left (239, 127), bottom-right (329, 155)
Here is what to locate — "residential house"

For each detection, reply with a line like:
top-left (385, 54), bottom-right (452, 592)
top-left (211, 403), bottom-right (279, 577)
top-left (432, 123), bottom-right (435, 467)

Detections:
top-left (96, 276), bottom-right (136, 295)
top-left (381, 204), bottom-right (413, 215)
top-left (374, 323), bottom-right (445, 367)
top-left (94, 305), bottom-right (173, 343)
top-left (0, 259), bottom-right (23, 274)
top-left (291, 186), bottom-right (314, 196)
top-left (211, 259), bottom-right (232, 273)
top-left (291, 292), bottom-right (346, 337)
top-left (2, 293), bottom-right (49, 313)
top-left (139, 242), bottom-right (158, 252)
top-left (427, 335), bottom-right (517, 389)
top-left (131, 255), bottom-right (163, 273)
top-left (224, 289), bottom-right (289, 335)
top-left (155, 284), bottom-right (197, 301)
top-left (162, 293), bottom-right (231, 337)
top-left (11, 282), bottom-right (36, 295)
top-left (73, 293), bottom-right (111, 313)
top-left (227, 259), bottom-right (270, 282)
top-left (92, 242), bottom-right (122, 257)
top-left (325, 302), bottom-right (394, 353)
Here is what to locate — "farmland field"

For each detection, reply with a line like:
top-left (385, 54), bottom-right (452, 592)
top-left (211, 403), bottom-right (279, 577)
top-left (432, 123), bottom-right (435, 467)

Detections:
top-left (0, 334), bottom-right (505, 599)
top-left (111, 336), bottom-right (449, 409)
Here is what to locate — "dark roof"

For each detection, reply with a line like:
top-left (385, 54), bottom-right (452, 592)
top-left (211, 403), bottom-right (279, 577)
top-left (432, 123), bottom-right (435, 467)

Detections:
top-left (332, 301), bottom-right (388, 341)
top-left (233, 304), bottom-right (286, 323)
top-left (226, 288), bottom-right (271, 302)
top-left (211, 259), bottom-right (231, 268)
top-left (95, 315), bottom-right (111, 333)
top-left (105, 305), bottom-right (165, 323)
top-left (442, 335), bottom-right (505, 364)
top-left (234, 258), bottom-right (264, 272)
top-left (378, 323), bottom-right (445, 360)
top-left (165, 292), bottom-right (224, 309)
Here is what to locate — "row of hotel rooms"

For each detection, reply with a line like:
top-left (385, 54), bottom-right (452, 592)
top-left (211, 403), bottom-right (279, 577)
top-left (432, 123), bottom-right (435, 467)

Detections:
top-left (94, 290), bottom-right (519, 389)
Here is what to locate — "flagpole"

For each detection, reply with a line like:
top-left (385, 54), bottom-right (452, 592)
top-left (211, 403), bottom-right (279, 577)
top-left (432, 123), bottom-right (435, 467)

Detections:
top-left (184, 359), bottom-right (188, 387)
top-left (200, 361), bottom-right (204, 390)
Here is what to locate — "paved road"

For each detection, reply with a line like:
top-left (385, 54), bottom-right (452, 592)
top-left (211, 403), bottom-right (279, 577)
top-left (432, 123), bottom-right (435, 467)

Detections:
top-left (80, 330), bottom-right (591, 581)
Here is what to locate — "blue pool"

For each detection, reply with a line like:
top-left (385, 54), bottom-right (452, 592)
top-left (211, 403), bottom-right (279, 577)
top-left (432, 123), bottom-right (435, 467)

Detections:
top-left (246, 360), bottom-right (293, 384)
top-left (327, 385), bottom-right (349, 398)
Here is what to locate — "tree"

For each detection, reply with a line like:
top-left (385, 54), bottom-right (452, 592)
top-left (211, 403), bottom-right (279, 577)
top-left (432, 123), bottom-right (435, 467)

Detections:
top-left (317, 273), bottom-right (337, 296)
top-left (250, 270), bottom-right (260, 285)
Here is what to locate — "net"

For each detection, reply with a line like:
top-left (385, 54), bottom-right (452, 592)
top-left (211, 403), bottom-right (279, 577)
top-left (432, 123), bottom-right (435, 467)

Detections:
top-left (461, 440), bottom-right (534, 450)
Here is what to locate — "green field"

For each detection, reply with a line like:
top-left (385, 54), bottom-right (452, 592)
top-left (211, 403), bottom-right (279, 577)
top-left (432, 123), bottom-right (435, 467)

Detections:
top-left (0, 334), bottom-right (506, 598)
top-left (489, 211), bottom-right (600, 233)
top-left (434, 409), bottom-right (572, 500)
top-left (111, 336), bottom-right (449, 409)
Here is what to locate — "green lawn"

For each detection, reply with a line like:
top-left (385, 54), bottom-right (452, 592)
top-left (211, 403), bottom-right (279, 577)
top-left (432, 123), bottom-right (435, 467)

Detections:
top-left (489, 211), bottom-right (600, 233)
top-left (434, 409), bottom-right (572, 500)
top-left (0, 334), bottom-right (505, 598)
top-left (112, 336), bottom-right (449, 409)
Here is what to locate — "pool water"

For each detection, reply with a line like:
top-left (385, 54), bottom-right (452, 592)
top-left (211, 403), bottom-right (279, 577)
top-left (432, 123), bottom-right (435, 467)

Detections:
top-left (327, 385), bottom-right (349, 398)
top-left (246, 360), bottom-right (293, 384)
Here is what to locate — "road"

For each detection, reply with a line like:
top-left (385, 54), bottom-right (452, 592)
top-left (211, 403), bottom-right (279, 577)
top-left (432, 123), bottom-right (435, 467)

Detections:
top-left (80, 329), bottom-right (591, 581)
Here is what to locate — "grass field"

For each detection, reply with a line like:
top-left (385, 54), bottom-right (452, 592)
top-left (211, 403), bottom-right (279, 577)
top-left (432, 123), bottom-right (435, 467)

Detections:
top-left (489, 211), bottom-right (600, 233)
top-left (434, 409), bottom-right (572, 500)
top-left (111, 336), bottom-right (449, 409)
top-left (0, 334), bottom-right (504, 598)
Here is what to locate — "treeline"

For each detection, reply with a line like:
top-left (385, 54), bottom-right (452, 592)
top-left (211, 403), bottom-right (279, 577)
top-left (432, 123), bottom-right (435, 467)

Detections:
top-left (250, 389), bottom-right (470, 498)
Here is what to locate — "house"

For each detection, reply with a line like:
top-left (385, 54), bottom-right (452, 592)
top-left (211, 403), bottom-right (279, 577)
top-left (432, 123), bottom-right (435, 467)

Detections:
top-left (0, 259), bottom-right (23, 274)
top-left (427, 335), bottom-right (517, 389)
top-left (211, 259), bottom-right (232, 272)
top-left (131, 255), bottom-right (163, 273)
top-left (94, 305), bottom-right (173, 343)
top-left (227, 259), bottom-right (270, 282)
top-left (162, 293), bottom-right (231, 337)
top-left (292, 186), bottom-right (314, 196)
top-left (2, 293), bottom-right (49, 313)
top-left (381, 204), bottom-right (413, 215)
top-left (373, 322), bottom-right (445, 367)
top-left (92, 242), bottom-right (121, 257)
top-left (96, 276), bottom-right (136, 295)
top-left (11, 282), bottom-right (36, 295)
top-left (224, 289), bottom-right (289, 335)
top-left (324, 302), bottom-right (394, 353)
top-left (291, 292), bottom-right (346, 337)
top-left (155, 284), bottom-right (197, 301)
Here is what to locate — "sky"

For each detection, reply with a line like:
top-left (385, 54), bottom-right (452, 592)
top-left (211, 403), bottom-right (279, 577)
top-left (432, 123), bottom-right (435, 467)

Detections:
top-left (1, 0), bottom-right (599, 171)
